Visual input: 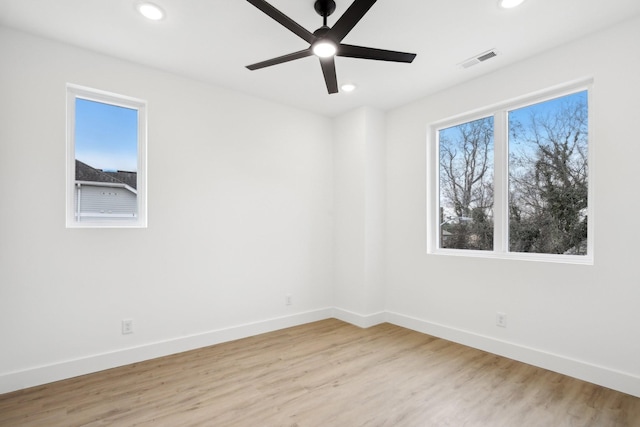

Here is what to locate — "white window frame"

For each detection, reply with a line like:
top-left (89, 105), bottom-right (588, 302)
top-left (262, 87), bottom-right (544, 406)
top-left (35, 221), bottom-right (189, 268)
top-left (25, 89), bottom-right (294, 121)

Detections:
top-left (66, 84), bottom-right (148, 228)
top-left (427, 78), bottom-right (594, 264)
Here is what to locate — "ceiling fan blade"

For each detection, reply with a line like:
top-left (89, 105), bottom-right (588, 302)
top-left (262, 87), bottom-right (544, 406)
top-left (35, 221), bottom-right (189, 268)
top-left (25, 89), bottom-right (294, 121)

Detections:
top-left (246, 0), bottom-right (315, 44)
top-left (319, 57), bottom-right (339, 94)
top-left (338, 44), bottom-right (416, 63)
top-left (246, 49), bottom-right (314, 70)
top-left (328, 0), bottom-right (377, 43)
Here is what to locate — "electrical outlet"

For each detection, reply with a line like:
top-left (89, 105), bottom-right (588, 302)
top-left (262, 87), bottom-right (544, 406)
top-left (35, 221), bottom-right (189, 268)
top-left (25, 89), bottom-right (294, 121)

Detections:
top-left (285, 294), bottom-right (293, 306)
top-left (122, 319), bottom-right (134, 335)
top-left (496, 312), bottom-right (507, 328)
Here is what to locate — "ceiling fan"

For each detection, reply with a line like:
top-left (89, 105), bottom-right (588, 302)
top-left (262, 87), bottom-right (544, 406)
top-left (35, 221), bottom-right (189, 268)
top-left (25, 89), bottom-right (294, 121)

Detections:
top-left (246, 0), bottom-right (417, 94)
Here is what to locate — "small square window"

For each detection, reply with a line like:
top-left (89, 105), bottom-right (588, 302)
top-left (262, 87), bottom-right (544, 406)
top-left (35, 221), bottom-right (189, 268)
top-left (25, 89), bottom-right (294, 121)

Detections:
top-left (66, 85), bottom-right (147, 228)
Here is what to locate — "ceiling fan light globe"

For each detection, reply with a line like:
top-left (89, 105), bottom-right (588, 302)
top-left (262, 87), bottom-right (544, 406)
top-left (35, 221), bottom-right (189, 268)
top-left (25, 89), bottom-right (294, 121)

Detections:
top-left (313, 40), bottom-right (337, 58)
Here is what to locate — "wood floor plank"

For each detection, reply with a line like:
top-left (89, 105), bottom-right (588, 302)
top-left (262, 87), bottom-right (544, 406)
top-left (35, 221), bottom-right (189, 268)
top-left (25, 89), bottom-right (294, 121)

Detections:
top-left (1, 319), bottom-right (638, 426)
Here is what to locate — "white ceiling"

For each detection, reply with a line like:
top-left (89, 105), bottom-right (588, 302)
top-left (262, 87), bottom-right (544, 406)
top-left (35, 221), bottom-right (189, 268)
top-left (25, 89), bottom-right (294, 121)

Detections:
top-left (1, 0), bottom-right (639, 116)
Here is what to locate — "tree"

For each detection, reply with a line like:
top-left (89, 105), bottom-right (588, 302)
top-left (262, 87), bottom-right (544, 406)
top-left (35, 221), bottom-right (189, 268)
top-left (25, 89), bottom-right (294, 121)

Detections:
top-left (508, 92), bottom-right (588, 254)
top-left (439, 117), bottom-right (494, 250)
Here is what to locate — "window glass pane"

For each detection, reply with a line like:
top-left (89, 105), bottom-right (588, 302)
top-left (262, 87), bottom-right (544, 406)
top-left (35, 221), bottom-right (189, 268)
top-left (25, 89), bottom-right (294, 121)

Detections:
top-left (508, 91), bottom-right (588, 255)
top-left (74, 98), bottom-right (139, 222)
top-left (438, 116), bottom-right (494, 250)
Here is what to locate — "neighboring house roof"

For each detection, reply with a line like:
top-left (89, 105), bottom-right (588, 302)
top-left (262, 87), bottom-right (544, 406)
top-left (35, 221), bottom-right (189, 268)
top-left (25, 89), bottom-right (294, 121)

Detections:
top-left (75, 160), bottom-right (137, 190)
top-left (104, 170), bottom-right (137, 190)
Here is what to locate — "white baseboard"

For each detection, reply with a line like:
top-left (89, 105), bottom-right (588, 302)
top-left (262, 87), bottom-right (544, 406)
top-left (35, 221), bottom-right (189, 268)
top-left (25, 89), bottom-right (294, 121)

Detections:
top-left (385, 311), bottom-right (640, 398)
top-left (332, 307), bottom-right (386, 328)
top-left (4, 308), bottom-right (638, 399)
top-left (0, 308), bottom-right (333, 395)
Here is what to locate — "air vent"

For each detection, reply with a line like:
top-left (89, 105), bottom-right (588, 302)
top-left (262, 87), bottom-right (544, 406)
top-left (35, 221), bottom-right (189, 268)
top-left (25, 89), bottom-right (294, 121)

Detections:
top-left (477, 51), bottom-right (497, 62)
top-left (460, 49), bottom-right (498, 69)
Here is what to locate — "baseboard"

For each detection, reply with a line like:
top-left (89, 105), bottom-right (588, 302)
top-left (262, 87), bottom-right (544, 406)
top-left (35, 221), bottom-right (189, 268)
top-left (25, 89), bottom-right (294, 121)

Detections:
top-left (385, 311), bottom-right (640, 398)
top-left (0, 308), bottom-right (333, 395)
top-left (4, 308), bottom-right (638, 398)
top-left (332, 307), bottom-right (386, 328)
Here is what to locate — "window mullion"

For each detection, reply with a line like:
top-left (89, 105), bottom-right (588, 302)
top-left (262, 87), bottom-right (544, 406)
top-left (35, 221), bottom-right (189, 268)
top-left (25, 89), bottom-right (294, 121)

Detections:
top-left (492, 110), bottom-right (509, 253)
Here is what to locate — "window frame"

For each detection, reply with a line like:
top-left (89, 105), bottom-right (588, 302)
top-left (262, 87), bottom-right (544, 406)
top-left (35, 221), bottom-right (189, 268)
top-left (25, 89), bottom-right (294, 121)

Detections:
top-left (427, 79), bottom-right (594, 264)
top-left (66, 84), bottom-right (148, 228)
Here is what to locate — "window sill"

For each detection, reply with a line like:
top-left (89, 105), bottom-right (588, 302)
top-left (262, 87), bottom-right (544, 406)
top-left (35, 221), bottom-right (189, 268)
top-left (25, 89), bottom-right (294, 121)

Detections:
top-left (428, 248), bottom-right (594, 265)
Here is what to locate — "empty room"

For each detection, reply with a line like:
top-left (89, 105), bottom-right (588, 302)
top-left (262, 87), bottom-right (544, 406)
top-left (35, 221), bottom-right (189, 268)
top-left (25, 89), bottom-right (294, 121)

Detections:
top-left (1, 0), bottom-right (639, 425)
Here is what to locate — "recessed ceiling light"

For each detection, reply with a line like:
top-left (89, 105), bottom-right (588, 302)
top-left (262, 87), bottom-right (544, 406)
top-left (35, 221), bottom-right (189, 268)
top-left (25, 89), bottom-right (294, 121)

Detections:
top-left (499, 0), bottom-right (526, 8)
top-left (137, 2), bottom-right (165, 20)
top-left (341, 83), bottom-right (356, 93)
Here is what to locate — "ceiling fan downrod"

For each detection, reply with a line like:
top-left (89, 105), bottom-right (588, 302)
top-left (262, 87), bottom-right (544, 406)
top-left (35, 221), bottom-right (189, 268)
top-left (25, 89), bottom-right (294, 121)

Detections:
top-left (314, 0), bottom-right (336, 26)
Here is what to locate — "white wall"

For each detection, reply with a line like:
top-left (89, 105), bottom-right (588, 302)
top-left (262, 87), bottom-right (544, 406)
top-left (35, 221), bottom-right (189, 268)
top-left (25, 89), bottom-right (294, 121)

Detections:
top-left (0, 27), bottom-right (334, 392)
top-left (2, 15), bottom-right (640, 398)
top-left (385, 16), bottom-right (640, 397)
top-left (333, 107), bottom-right (386, 326)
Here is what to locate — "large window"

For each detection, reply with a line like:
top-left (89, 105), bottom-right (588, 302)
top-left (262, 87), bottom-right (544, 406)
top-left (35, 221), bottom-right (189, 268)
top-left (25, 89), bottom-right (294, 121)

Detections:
top-left (428, 81), bottom-right (592, 263)
top-left (66, 85), bottom-right (147, 228)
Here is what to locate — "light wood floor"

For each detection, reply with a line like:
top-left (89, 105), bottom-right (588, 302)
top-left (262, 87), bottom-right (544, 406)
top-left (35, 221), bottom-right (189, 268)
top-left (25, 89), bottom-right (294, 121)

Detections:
top-left (1, 319), bottom-right (638, 426)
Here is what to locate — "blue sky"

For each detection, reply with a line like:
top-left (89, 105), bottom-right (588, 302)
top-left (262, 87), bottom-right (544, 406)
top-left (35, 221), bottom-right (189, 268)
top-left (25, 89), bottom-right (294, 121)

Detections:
top-left (75, 98), bottom-right (138, 172)
top-left (508, 90), bottom-right (587, 133)
top-left (508, 90), bottom-right (587, 159)
top-left (437, 90), bottom-right (587, 217)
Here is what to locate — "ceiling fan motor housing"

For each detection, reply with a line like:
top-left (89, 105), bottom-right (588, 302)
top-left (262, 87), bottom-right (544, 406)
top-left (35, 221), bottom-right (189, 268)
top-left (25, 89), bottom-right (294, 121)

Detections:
top-left (314, 0), bottom-right (336, 17)
top-left (313, 26), bottom-right (331, 38)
